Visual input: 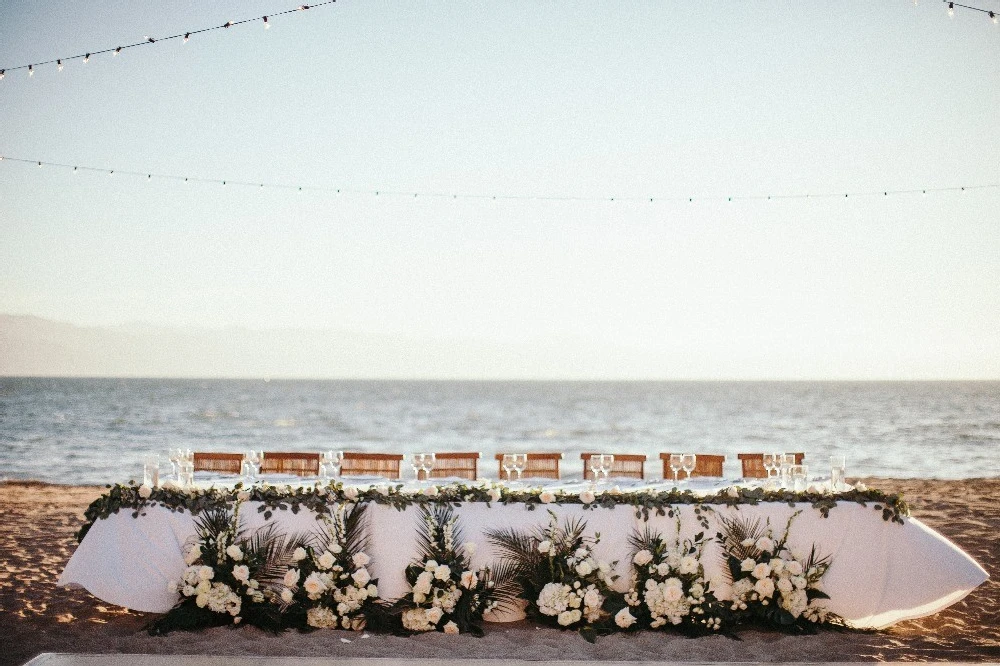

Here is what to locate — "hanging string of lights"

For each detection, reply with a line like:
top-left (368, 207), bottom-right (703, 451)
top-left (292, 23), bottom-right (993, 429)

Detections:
top-left (942, 0), bottom-right (1000, 22)
top-left (0, 1), bottom-right (336, 81)
top-left (2, 154), bottom-right (997, 204)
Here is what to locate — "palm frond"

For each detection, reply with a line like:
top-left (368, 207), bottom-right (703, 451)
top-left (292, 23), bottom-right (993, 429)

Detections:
top-left (343, 502), bottom-right (371, 556)
top-left (481, 559), bottom-right (522, 616)
top-left (484, 525), bottom-right (539, 578)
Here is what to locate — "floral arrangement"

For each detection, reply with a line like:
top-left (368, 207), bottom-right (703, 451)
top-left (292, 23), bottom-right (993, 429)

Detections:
top-left (397, 505), bottom-right (516, 636)
top-left (279, 503), bottom-right (381, 631)
top-left (716, 511), bottom-right (837, 632)
top-left (620, 522), bottom-right (729, 635)
top-left (486, 511), bottom-right (620, 641)
top-left (77, 479), bottom-right (908, 544)
top-left (150, 501), bottom-right (296, 634)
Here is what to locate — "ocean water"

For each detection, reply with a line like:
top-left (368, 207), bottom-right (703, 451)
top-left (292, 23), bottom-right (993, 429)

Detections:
top-left (0, 378), bottom-right (997, 485)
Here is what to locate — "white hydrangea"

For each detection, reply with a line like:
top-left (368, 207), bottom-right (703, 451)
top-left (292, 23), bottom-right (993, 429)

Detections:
top-left (537, 582), bottom-right (573, 616)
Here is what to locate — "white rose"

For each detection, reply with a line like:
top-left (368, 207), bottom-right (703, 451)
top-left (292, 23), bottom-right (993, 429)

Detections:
top-left (317, 551), bottom-right (336, 570)
top-left (752, 563), bottom-right (772, 580)
top-left (292, 547), bottom-right (308, 562)
top-left (538, 540), bottom-right (551, 554)
top-left (633, 550), bottom-right (653, 566)
top-left (854, 482), bottom-right (867, 492)
top-left (303, 572), bottom-right (327, 597)
top-left (353, 552), bottom-right (371, 567)
top-left (375, 484), bottom-right (390, 496)
top-left (280, 587), bottom-right (294, 603)
top-left (777, 577), bottom-right (794, 594)
top-left (367, 584), bottom-right (378, 597)
top-left (343, 486), bottom-right (359, 501)
top-left (754, 577), bottom-right (775, 598)
top-left (679, 556), bottom-right (699, 575)
top-left (226, 544), bottom-right (244, 562)
top-left (579, 490), bottom-right (595, 504)
top-left (785, 560), bottom-right (803, 576)
top-left (425, 607), bottom-right (444, 624)
top-left (184, 544), bottom-right (202, 565)
top-left (576, 561), bottom-right (593, 576)
top-left (726, 486), bottom-right (739, 498)
top-left (232, 565), bottom-right (250, 583)
top-left (284, 568), bottom-right (300, 587)
top-left (740, 558), bottom-right (756, 572)
top-left (614, 607), bottom-right (636, 628)
top-left (460, 570), bottom-right (479, 589)
top-left (463, 542), bottom-right (477, 556)
top-left (539, 490), bottom-right (556, 504)
top-left (487, 487), bottom-right (502, 503)
top-left (138, 484), bottom-right (152, 499)
top-left (198, 566), bottom-right (214, 581)
top-left (425, 560), bottom-right (439, 571)
top-left (423, 485), bottom-right (439, 497)
top-left (352, 567), bottom-right (371, 587)
top-left (434, 565), bottom-right (451, 581)
top-left (443, 620), bottom-right (459, 634)
top-left (583, 587), bottom-right (602, 610)
top-left (755, 537), bottom-right (774, 553)
top-left (330, 543), bottom-right (343, 555)
top-left (740, 538), bottom-right (755, 548)
top-left (656, 562), bottom-right (671, 577)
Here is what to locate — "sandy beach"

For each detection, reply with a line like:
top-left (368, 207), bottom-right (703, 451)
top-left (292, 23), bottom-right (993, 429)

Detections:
top-left (1, 478), bottom-right (996, 665)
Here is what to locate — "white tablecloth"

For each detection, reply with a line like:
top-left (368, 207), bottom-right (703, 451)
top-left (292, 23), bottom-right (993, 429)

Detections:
top-left (59, 492), bottom-right (988, 629)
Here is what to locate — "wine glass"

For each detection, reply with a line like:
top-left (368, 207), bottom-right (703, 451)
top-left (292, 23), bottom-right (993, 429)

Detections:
top-left (669, 454), bottom-right (683, 485)
top-left (420, 453), bottom-right (436, 481)
top-left (242, 450), bottom-right (258, 483)
top-left (512, 454), bottom-right (527, 481)
top-left (780, 453), bottom-right (796, 488)
top-left (167, 448), bottom-right (183, 481)
top-left (681, 453), bottom-right (697, 480)
top-left (588, 455), bottom-right (604, 483)
top-left (412, 453), bottom-right (426, 481)
top-left (599, 454), bottom-right (615, 482)
top-left (762, 453), bottom-right (777, 479)
top-left (501, 454), bottom-right (516, 482)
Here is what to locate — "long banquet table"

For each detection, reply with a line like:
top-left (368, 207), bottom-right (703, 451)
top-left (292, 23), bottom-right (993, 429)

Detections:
top-left (59, 477), bottom-right (988, 630)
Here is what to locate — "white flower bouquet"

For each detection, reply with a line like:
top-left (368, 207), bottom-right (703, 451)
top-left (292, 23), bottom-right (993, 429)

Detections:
top-left (279, 503), bottom-right (380, 631)
top-left (717, 511), bottom-right (835, 631)
top-left (399, 505), bottom-right (514, 636)
top-left (624, 525), bottom-right (727, 635)
top-left (486, 510), bottom-right (619, 641)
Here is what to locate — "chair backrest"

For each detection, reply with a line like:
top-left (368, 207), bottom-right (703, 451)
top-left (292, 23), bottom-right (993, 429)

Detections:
top-left (428, 452), bottom-right (481, 481)
top-left (660, 453), bottom-right (726, 478)
top-left (192, 452), bottom-right (243, 474)
top-left (260, 452), bottom-right (321, 477)
top-left (495, 452), bottom-right (563, 480)
top-left (341, 452), bottom-right (404, 480)
top-left (580, 453), bottom-right (646, 480)
top-left (738, 453), bottom-right (805, 479)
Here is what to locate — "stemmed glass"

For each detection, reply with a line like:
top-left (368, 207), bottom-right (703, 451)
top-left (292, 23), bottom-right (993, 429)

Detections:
top-left (669, 454), bottom-right (683, 485)
top-left (589, 455), bottom-right (605, 483)
top-left (762, 453), bottom-right (777, 480)
top-left (321, 450), bottom-right (343, 481)
top-left (780, 453), bottom-right (796, 488)
top-left (167, 448), bottom-right (183, 481)
top-left (681, 453), bottom-right (697, 481)
top-left (242, 450), bottom-right (262, 483)
top-left (412, 453), bottom-right (436, 481)
top-left (501, 454), bottom-right (516, 483)
top-left (598, 454), bottom-right (614, 483)
top-left (511, 454), bottom-right (527, 482)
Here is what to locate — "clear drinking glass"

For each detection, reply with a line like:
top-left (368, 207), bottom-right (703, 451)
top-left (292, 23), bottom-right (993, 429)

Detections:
top-left (780, 453), bottom-right (796, 488)
top-left (143, 454), bottom-right (160, 487)
top-left (512, 454), bottom-right (527, 481)
top-left (242, 451), bottom-right (257, 484)
top-left (589, 455), bottom-right (604, 482)
top-left (681, 453), bottom-right (697, 480)
top-left (830, 455), bottom-right (846, 491)
top-left (791, 464), bottom-right (808, 492)
top-left (762, 453), bottom-right (777, 479)
top-left (167, 448), bottom-right (183, 481)
top-left (422, 453), bottom-right (436, 481)
top-left (669, 454), bottom-right (683, 485)
top-left (412, 453), bottom-right (426, 480)
top-left (501, 454), bottom-right (516, 482)
top-left (600, 454), bottom-right (615, 481)
top-left (179, 461), bottom-right (195, 487)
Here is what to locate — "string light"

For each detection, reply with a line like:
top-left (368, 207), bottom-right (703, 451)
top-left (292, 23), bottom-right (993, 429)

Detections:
top-left (0, 1), bottom-right (338, 79)
top-left (1, 154), bottom-right (997, 205)
top-left (57, 59), bottom-right (63, 72)
top-left (264, 16), bottom-right (270, 29)
top-left (28, 65), bottom-right (33, 77)
top-left (948, 2), bottom-right (956, 17)
top-left (991, 11), bottom-right (998, 24)
top-left (940, 0), bottom-right (1000, 21)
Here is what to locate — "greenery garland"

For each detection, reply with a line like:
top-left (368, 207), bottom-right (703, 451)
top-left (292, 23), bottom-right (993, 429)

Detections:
top-left (77, 479), bottom-right (908, 543)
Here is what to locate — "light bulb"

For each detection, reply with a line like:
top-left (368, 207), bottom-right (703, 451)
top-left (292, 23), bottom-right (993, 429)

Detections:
top-left (114, 46), bottom-right (122, 56)
top-left (28, 64), bottom-right (34, 77)
top-left (84, 53), bottom-right (90, 63)
top-left (947, 2), bottom-right (954, 17)
top-left (263, 16), bottom-right (270, 29)
top-left (73, 166), bottom-right (78, 173)
top-left (0, 69), bottom-right (5, 80)
top-left (991, 11), bottom-right (998, 24)
top-left (57, 59), bottom-right (63, 71)
top-left (37, 161), bottom-right (42, 167)
top-left (183, 33), bottom-right (190, 43)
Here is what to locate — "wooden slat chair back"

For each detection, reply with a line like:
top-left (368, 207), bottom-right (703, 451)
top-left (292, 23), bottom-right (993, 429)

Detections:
top-left (738, 452), bottom-right (805, 479)
top-left (660, 453), bottom-right (726, 478)
top-left (260, 452), bottom-right (321, 477)
top-left (428, 452), bottom-right (481, 481)
top-left (495, 452), bottom-right (563, 481)
top-left (341, 452), bottom-right (404, 480)
top-left (192, 452), bottom-right (243, 475)
top-left (580, 453), bottom-right (646, 481)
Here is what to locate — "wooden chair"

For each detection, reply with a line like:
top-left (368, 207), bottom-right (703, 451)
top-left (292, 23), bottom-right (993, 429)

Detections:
top-left (495, 452), bottom-right (563, 481)
top-left (260, 452), bottom-right (321, 477)
top-left (428, 452), bottom-right (481, 481)
top-left (192, 452), bottom-right (243, 475)
top-left (659, 453), bottom-right (726, 478)
top-left (580, 453), bottom-right (646, 481)
top-left (340, 452), bottom-right (404, 480)
top-left (738, 452), bottom-right (805, 479)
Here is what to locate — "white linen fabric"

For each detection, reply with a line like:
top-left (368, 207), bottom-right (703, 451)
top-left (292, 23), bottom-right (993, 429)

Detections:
top-left (59, 496), bottom-right (987, 629)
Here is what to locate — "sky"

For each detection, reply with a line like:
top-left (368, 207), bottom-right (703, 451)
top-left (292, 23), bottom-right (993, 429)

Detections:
top-left (1, 0), bottom-right (998, 379)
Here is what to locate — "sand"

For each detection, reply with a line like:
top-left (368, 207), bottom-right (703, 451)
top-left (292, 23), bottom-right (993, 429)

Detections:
top-left (1, 478), bottom-right (997, 665)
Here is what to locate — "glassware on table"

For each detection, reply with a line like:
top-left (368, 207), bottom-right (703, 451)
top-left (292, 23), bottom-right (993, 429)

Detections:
top-left (242, 450), bottom-right (261, 484)
top-left (321, 450), bottom-right (343, 481)
top-left (143, 454), bottom-right (160, 487)
top-left (791, 464), bottom-right (808, 492)
top-left (762, 453), bottom-right (777, 479)
top-left (501, 454), bottom-right (516, 482)
top-left (412, 452), bottom-right (436, 481)
top-left (167, 448), bottom-right (184, 481)
top-left (511, 454), bottom-right (527, 481)
top-left (599, 454), bottom-right (615, 482)
top-left (780, 453), bottom-right (796, 488)
top-left (830, 455), bottom-right (846, 491)
top-left (681, 453), bottom-right (697, 480)
top-left (669, 454), bottom-right (683, 485)
top-left (588, 455), bottom-right (604, 482)
top-left (178, 460), bottom-right (195, 487)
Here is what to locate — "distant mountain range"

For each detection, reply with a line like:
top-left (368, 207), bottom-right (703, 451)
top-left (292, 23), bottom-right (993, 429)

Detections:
top-left (0, 314), bottom-right (652, 379)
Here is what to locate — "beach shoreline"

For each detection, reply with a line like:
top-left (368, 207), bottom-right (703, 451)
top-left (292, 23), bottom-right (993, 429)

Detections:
top-left (1, 478), bottom-right (997, 665)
